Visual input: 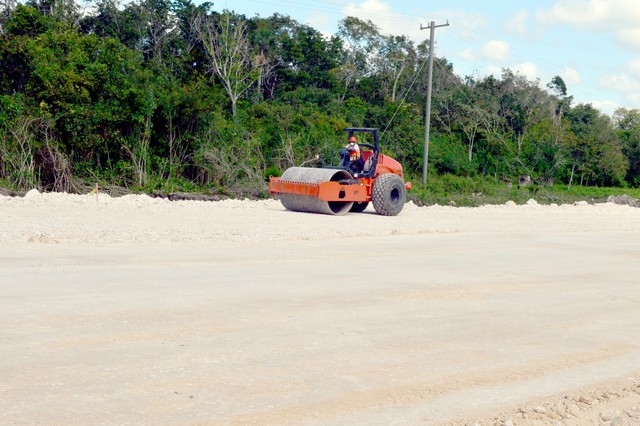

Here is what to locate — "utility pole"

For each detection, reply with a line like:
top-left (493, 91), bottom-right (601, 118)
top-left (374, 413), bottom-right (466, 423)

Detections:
top-left (420, 20), bottom-right (449, 185)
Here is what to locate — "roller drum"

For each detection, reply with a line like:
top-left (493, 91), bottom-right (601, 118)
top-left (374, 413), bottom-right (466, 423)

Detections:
top-left (278, 167), bottom-right (354, 215)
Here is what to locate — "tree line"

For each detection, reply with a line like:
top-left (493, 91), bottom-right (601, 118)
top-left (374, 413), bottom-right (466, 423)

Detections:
top-left (1, 0), bottom-right (639, 195)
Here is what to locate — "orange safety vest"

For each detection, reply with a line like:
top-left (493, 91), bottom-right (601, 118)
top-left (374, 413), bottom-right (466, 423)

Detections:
top-left (348, 143), bottom-right (361, 161)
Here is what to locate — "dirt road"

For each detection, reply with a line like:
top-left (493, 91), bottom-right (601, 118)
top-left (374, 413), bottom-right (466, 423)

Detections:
top-left (1, 192), bottom-right (640, 425)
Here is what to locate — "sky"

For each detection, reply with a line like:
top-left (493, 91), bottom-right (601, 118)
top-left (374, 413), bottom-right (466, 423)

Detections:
top-left (218, 0), bottom-right (640, 117)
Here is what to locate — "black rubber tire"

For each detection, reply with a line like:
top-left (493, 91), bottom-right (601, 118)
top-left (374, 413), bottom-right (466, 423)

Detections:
top-left (372, 173), bottom-right (406, 216)
top-left (349, 201), bottom-right (369, 213)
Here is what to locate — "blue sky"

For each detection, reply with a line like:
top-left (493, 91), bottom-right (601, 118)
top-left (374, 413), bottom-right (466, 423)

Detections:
top-left (219, 0), bottom-right (640, 117)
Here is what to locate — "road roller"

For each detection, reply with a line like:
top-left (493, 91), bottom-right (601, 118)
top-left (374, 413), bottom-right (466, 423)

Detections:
top-left (269, 127), bottom-right (412, 216)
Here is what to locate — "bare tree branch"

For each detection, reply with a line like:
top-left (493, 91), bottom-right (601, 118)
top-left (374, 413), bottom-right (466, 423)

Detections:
top-left (191, 10), bottom-right (258, 117)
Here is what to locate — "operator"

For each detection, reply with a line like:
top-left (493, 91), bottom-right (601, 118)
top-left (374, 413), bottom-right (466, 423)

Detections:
top-left (345, 136), bottom-right (364, 173)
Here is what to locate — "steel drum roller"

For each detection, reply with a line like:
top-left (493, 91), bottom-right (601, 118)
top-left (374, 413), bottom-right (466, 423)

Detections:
top-left (277, 167), bottom-right (354, 215)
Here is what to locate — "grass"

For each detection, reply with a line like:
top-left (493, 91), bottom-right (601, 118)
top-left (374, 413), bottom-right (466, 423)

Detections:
top-left (2, 172), bottom-right (639, 208)
top-left (407, 174), bottom-right (640, 207)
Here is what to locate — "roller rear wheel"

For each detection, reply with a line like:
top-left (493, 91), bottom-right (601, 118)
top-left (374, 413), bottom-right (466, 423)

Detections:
top-left (372, 173), bottom-right (405, 216)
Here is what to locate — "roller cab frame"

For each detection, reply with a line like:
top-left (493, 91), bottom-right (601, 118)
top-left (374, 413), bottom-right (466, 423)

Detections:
top-left (269, 128), bottom-right (412, 216)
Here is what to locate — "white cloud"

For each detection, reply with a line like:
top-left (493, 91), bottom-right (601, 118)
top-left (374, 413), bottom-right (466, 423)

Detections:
top-left (340, 0), bottom-right (426, 42)
top-left (486, 65), bottom-right (503, 77)
top-left (514, 62), bottom-right (540, 81)
top-left (306, 12), bottom-right (333, 37)
top-left (343, 0), bottom-right (390, 17)
top-left (536, 0), bottom-right (640, 29)
top-left (597, 70), bottom-right (640, 114)
top-left (481, 40), bottom-right (510, 61)
top-left (339, 1), bottom-right (465, 45)
top-left (506, 11), bottom-right (529, 37)
top-left (561, 67), bottom-right (582, 87)
top-left (599, 72), bottom-right (640, 93)
top-left (439, 9), bottom-right (486, 32)
top-left (627, 92), bottom-right (640, 103)
top-left (590, 99), bottom-right (620, 116)
top-left (537, 0), bottom-right (640, 53)
top-left (458, 40), bottom-right (509, 63)
top-left (458, 48), bottom-right (474, 62)
top-left (342, 0), bottom-right (404, 33)
top-left (615, 28), bottom-right (640, 50)
top-left (629, 59), bottom-right (640, 74)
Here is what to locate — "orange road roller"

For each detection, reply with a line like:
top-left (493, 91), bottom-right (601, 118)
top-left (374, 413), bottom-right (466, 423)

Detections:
top-left (269, 127), bottom-right (412, 216)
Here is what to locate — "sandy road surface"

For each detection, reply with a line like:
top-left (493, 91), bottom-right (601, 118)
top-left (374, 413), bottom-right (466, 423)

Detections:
top-left (1, 191), bottom-right (640, 425)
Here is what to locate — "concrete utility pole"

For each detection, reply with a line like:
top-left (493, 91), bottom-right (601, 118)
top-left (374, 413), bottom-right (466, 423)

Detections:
top-left (420, 20), bottom-right (449, 185)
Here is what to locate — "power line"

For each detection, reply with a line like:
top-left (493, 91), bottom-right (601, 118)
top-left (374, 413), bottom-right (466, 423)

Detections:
top-left (237, 1), bottom-right (618, 107)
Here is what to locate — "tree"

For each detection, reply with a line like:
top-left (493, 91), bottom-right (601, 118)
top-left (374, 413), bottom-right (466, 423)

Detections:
top-left (27, 0), bottom-right (79, 28)
top-left (335, 16), bottom-right (380, 101)
top-left (245, 16), bottom-right (278, 101)
top-left (0, 94), bottom-right (46, 189)
top-left (1, 0), bottom-right (17, 34)
top-left (4, 3), bottom-right (53, 36)
top-left (521, 118), bottom-right (569, 184)
top-left (547, 75), bottom-right (573, 126)
top-left (458, 88), bottom-right (486, 162)
top-left (565, 104), bottom-right (627, 187)
top-left (614, 107), bottom-right (640, 186)
top-left (192, 10), bottom-right (258, 117)
top-left (464, 74), bottom-right (509, 177)
top-left (497, 69), bottom-right (551, 159)
top-left (375, 34), bottom-right (416, 102)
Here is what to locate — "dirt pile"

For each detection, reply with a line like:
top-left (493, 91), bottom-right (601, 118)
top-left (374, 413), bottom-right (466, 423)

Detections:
top-left (606, 195), bottom-right (640, 207)
top-left (458, 378), bottom-right (640, 425)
